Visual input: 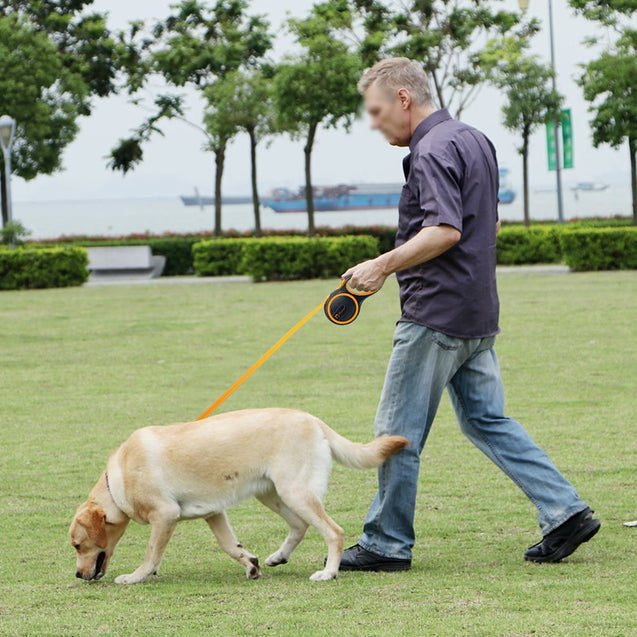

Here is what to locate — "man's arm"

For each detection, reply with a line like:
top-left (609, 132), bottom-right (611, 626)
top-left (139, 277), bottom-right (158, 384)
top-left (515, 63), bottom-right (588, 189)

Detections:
top-left (342, 224), bottom-right (461, 292)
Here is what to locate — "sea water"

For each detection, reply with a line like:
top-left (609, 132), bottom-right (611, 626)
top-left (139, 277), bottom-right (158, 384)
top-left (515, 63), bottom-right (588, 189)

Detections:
top-left (13, 184), bottom-right (632, 240)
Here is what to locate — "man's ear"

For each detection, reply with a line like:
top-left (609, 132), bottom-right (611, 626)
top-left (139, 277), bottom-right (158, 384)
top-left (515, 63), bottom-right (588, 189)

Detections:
top-left (397, 88), bottom-right (412, 110)
top-left (78, 506), bottom-right (108, 548)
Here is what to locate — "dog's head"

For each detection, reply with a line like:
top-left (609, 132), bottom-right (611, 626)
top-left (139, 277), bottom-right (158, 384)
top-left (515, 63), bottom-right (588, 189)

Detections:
top-left (69, 501), bottom-right (127, 581)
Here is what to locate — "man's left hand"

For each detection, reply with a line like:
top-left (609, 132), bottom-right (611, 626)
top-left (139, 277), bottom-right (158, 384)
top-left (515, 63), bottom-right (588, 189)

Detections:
top-left (341, 258), bottom-right (388, 292)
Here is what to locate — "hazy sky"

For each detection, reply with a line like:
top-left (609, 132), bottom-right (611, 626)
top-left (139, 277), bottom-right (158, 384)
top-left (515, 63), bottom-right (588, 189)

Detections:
top-left (11, 0), bottom-right (634, 202)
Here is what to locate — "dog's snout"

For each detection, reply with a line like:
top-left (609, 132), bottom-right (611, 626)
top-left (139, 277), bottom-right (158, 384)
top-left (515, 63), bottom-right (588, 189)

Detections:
top-left (75, 570), bottom-right (82, 579)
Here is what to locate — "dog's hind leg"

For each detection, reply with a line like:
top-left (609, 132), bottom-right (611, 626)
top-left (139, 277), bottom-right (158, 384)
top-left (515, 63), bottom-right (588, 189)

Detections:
top-left (256, 490), bottom-right (309, 567)
top-left (205, 512), bottom-right (261, 580)
top-left (275, 487), bottom-right (344, 582)
top-left (114, 508), bottom-right (179, 585)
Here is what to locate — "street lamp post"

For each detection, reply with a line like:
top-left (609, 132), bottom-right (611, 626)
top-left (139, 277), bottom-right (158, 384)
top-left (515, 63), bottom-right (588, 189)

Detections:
top-left (0, 115), bottom-right (16, 226)
top-left (518, 0), bottom-right (565, 224)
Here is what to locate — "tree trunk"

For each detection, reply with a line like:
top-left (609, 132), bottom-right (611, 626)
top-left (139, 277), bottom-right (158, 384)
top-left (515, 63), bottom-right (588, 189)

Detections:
top-left (522, 128), bottom-right (530, 228)
top-left (214, 142), bottom-right (226, 238)
top-left (630, 136), bottom-right (636, 226)
top-left (431, 70), bottom-right (445, 110)
top-left (248, 126), bottom-right (261, 237)
top-left (0, 164), bottom-right (7, 228)
top-left (304, 122), bottom-right (317, 238)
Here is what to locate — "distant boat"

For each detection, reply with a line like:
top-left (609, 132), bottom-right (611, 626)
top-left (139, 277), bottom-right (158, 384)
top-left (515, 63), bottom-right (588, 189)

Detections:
top-left (264, 173), bottom-right (517, 213)
top-left (571, 182), bottom-right (609, 192)
top-left (262, 183), bottom-right (402, 213)
top-left (180, 187), bottom-right (252, 208)
top-left (498, 168), bottom-right (516, 204)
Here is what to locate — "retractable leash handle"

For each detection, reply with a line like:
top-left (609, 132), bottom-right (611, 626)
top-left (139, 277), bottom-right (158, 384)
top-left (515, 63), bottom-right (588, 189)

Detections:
top-left (323, 275), bottom-right (379, 325)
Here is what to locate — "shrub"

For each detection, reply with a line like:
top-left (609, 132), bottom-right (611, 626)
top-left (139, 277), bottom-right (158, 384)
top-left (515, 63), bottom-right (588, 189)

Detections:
top-left (496, 227), bottom-right (562, 265)
top-left (240, 235), bottom-right (379, 281)
top-left (192, 239), bottom-right (248, 276)
top-left (1, 220), bottom-right (31, 247)
top-left (146, 237), bottom-right (200, 276)
top-left (0, 247), bottom-right (89, 290)
top-left (559, 228), bottom-right (637, 271)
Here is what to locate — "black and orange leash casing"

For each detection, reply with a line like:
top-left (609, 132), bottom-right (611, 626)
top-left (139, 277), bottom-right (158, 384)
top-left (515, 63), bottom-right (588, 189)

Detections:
top-left (323, 275), bottom-right (378, 325)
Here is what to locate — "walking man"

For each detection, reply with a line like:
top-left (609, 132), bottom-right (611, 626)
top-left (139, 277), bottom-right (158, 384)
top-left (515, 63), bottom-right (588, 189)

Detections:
top-left (340, 58), bottom-right (600, 571)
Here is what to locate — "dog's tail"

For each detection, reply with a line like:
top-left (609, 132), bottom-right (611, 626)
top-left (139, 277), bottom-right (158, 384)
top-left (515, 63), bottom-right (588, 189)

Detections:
top-left (317, 421), bottom-right (409, 470)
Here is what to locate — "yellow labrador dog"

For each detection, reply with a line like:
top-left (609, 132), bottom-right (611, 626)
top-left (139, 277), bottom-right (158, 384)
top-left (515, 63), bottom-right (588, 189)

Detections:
top-left (69, 408), bottom-right (407, 583)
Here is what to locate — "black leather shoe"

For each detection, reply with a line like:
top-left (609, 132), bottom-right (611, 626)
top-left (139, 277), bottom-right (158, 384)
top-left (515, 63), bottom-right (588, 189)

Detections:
top-left (336, 544), bottom-right (411, 572)
top-left (525, 507), bottom-right (601, 563)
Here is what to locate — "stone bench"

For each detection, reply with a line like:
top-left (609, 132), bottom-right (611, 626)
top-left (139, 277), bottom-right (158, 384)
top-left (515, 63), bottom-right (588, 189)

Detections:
top-left (86, 246), bottom-right (166, 280)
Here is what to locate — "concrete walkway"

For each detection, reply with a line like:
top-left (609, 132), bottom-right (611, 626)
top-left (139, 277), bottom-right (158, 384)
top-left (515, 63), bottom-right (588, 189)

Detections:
top-left (83, 265), bottom-right (569, 287)
top-left (84, 275), bottom-right (252, 287)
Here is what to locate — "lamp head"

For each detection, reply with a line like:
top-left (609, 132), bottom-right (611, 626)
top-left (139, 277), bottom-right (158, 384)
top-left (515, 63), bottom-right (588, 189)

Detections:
top-left (0, 115), bottom-right (16, 152)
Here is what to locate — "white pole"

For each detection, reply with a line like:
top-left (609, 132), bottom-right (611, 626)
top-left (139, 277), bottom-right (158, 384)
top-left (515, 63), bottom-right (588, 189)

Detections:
top-left (2, 146), bottom-right (13, 224)
top-left (547, 0), bottom-right (565, 224)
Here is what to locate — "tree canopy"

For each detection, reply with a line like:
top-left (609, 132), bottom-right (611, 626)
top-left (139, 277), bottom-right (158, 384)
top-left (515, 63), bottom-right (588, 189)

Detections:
top-left (274, 0), bottom-right (363, 235)
top-left (349, 0), bottom-right (536, 119)
top-left (481, 37), bottom-right (562, 226)
top-left (0, 0), bottom-right (120, 224)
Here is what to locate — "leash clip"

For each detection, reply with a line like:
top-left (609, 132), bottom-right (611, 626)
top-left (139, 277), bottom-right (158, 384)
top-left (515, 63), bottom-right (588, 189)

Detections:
top-left (324, 275), bottom-right (378, 325)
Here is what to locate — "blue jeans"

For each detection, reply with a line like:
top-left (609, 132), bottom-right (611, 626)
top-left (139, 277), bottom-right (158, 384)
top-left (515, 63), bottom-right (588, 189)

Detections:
top-left (359, 322), bottom-right (588, 560)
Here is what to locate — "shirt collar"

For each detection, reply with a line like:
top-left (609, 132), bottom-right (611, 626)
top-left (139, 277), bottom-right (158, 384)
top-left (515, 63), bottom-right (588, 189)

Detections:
top-left (409, 108), bottom-right (452, 151)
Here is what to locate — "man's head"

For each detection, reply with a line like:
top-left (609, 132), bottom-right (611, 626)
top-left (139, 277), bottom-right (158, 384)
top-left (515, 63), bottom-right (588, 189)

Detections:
top-left (357, 57), bottom-right (435, 147)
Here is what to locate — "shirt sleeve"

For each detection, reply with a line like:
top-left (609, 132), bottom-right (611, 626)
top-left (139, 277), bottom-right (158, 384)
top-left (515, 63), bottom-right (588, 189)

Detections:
top-left (412, 152), bottom-right (463, 233)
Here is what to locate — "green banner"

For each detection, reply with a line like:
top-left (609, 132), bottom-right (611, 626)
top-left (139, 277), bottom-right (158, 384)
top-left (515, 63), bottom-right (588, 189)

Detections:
top-left (546, 123), bottom-right (557, 171)
top-left (561, 108), bottom-right (573, 169)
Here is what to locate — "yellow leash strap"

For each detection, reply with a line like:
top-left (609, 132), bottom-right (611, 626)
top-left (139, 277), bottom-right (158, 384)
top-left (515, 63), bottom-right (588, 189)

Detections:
top-left (196, 300), bottom-right (326, 420)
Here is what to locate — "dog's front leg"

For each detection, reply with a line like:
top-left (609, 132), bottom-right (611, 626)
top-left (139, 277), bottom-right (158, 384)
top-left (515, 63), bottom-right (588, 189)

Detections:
top-left (114, 511), bottom-right (178, 585)
top-left (205, 512), bottom-right (261, 579)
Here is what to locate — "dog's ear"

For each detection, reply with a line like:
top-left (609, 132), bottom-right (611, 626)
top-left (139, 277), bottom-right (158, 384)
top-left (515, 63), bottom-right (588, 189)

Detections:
top-left (78, 506), bottom-right (108, 549)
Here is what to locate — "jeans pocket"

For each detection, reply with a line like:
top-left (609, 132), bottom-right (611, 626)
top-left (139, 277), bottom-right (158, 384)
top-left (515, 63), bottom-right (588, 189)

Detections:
top-left (430, 329), bottom-right (462, 351)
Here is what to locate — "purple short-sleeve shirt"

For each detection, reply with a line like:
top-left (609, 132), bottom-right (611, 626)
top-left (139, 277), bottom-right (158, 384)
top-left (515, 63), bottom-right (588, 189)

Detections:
top-left (396, 108), bottom-right (500, 339)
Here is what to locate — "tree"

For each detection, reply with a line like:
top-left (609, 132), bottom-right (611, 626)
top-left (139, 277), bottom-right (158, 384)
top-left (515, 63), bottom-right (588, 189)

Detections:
top-left (274, 1), bottom-right (363, 237)
top-left (351, 0), bottom-right (536, 119)
top-left (0, 1), bottom-right (120, 225)
top-left (481, 38), bottom-right (562, 226)
top-left (109, 0), bottom-right (272, 236)
top-left (202, 78), bottom-right (241, 237)
top-left (569, 0), bottom-right (635, 24)
top-left (1, 0), bottom-right (120, 112)
top-left (577, 30), bottom-right (637, 224)
top-left (569, 1), bottom-right (636, 224)
top-left (221, 69), bottom-right (275, 237)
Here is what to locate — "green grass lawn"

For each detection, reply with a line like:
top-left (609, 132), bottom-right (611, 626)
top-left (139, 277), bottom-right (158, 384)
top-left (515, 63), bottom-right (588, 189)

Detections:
top-left (1, 271), bottom-right (635, 636)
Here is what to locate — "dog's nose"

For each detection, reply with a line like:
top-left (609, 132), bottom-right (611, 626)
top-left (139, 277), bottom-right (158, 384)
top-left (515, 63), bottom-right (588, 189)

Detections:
top-left (75, 571), bottom-right (82, 579)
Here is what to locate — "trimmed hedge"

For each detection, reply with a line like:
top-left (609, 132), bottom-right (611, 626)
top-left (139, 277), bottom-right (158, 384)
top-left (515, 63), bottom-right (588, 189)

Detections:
top-left (193, 235), bottom-right (380, 281)
top-left (0, 247), bottom-right (89, 290)
top-left (241, 236), bottom-right (379, 281)
top-left (193, 238), bottom-right (248, 276)
top-left (28, 218), bottom-right (635, 275)
top-left (496, 227), bottom-right (562, 265)
top-left (559, 228), bottom-right (637, 271)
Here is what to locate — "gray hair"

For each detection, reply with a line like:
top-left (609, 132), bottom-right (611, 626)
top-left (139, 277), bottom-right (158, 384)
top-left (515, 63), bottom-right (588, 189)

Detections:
top-left (357, 57), bottom-right (433, 107)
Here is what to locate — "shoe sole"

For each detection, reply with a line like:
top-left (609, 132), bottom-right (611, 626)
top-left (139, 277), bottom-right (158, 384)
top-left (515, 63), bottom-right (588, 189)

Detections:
top-left (525, 519), bottom-right (601, 563)
top-left (338, 562), bottom-right (411, 572)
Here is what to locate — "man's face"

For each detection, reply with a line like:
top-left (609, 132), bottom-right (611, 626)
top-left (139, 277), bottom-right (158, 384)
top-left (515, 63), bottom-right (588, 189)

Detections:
top-left (364, 83), bottom-right (412, 147)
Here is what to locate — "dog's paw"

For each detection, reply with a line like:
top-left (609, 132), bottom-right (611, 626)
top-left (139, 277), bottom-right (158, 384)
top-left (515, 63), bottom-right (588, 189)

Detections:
top-left (246, 556), bottom-right (261, 580)
top-left (114, 573), bottom-right (148, 585)
top-left (309, 569), bottom-right (338, 582)
top-left (265, 552), bottom-right (289, 567)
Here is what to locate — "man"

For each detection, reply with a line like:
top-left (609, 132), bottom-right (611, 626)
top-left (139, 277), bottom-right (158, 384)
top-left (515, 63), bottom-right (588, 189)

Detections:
top-left (339, 57), bottom-right (600, 572)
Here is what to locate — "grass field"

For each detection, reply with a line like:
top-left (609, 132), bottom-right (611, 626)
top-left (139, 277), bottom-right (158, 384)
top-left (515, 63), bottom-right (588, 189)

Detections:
top-left (1, 271), bottom-right (635, 636)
